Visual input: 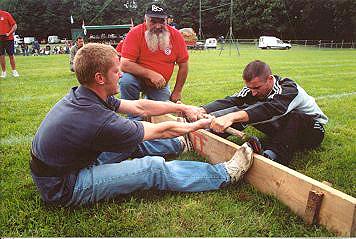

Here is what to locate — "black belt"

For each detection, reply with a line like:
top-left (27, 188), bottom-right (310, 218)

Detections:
top-left (30, 151), bottom-right (70, 177)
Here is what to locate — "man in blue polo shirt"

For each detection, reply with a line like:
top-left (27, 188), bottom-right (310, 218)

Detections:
top-left (30, 43), bottom-right (254, 206)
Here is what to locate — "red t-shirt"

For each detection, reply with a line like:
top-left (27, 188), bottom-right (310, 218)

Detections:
top-left (121, 23), bottom-right (189, 82)
top-left (0, 10), bottom-right (16, 41)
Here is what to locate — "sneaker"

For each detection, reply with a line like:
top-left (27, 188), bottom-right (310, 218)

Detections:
top-left (247, 136), bottom-right (263, 154)
top-left (223, 142), bottom-right (254, 182)
top-left (178, 134), bottom-right (193, 153)
top-left (12, 70), bottom-right (19, 77)
top-left (177, 117), bottom-right (193, 153)
top-left (0, 71), bottom-right (6, 78)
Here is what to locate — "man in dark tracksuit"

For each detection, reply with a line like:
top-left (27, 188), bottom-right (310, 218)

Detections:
top-left (200, 60), bottom-right (328, 165)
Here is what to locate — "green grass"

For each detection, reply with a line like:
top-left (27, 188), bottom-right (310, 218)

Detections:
top-left (1, 45), bottom-right (355, 236)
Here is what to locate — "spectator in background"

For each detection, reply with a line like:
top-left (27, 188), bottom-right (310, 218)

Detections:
top-left (21, 43), bottom-right (29, 56)
top-left (167, 15), bottom-right (179, 29)
top-left (64, 43), bottom-right (70, 54)
top-left (53, 46), bottom-right (58, 54)
top-left (59, 46), bottom-right (64, 54)
top-left (120, 3), bottom-right (189, 120)
top-left (44, 44), bottom-right (51, 55)
top-left (0, 10), bottom-right (19, 78)
top-left (32, 40), bottom-right (40, 55)
top-left (69, 36), bottom-right (84, 72)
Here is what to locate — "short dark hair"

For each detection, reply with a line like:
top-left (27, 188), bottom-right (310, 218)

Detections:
top-left (76, 36), bottom-right (84, 41)
top-left (243, 60), bottom-right (272, 82)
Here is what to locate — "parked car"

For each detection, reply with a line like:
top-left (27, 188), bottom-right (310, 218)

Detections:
top-left (48, 35), bottom-right (61, 44)
top-left (204, 38), bottom-right (217, 49)
top-left (258, 36), bottom-right (291, 50)
top-left (24, 37), bottom-right (35, 44)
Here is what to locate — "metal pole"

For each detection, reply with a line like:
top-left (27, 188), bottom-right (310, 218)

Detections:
top-left (230, 0), bottom-right (233, 37)
top-left (199, 0), bottom-right (202, 40)
top-left (229, 0), bottom-right (233, 55)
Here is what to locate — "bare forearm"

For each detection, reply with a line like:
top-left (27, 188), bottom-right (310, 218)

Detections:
top-left (121, 58), bottom-right (155, 79)
top-left (153, 121), bottom-right (193, 139)
top-left (229, 110), bottom-right (249, 123)
top-left (172, 63), bottom-right (188, 94)
top-left (142, 120), bottom-right (209, 140)
top-left (210, 110), bottom-right (249, 133)
top-left (133, 99), bottom-right (190, 117)
top-left (8, 24), bottom-right (17, 35)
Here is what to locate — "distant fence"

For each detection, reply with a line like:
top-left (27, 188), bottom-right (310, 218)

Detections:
top-left (217, 38), bottom-right (355, 49)
top-left (287, 40), bottom-right (355, 49)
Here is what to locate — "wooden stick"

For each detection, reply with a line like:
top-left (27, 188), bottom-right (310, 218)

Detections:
top-left (224, 127), bottom-right (248, 140)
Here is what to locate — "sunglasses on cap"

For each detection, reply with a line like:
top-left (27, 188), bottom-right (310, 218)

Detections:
top-left (149, 17), bottom-right (166, 24)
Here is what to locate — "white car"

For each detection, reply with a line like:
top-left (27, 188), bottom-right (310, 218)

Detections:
top-left (48, 35), bottom-right (61, 44)
top-left (204, 38), bottom-right (217, 49)
top-left (258, 36), bottom-right (291, 50)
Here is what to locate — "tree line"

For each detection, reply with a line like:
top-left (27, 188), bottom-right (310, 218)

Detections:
top-left (1, 0), bottom-right (355, 41)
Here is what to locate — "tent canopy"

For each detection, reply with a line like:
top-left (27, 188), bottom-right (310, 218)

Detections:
top-left (84, 24), bottom-right (132, 30)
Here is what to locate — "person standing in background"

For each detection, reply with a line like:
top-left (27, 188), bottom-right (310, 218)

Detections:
top-left (167, 15), bottom-right (179, 29)
top-left (69, 36), bottom-right (84, 72)
top-left (0, 9), bottom-right (19, 78)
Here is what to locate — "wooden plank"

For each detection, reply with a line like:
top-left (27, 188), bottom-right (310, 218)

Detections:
top-left (151, 114), bottom-right (356, 236)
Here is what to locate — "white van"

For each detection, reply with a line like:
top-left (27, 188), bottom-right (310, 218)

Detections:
top-left (204, 38), bottom-right (217, 49)
top-left (24, 37), bottom-right (35, 44)
top-left (258, 36), bottom-right (291, 50)
top-left (48, 35), bottom-right (61, 44)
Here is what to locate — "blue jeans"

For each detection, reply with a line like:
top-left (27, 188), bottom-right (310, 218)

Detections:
top-left (66, 138), bottom-right (230, 206)
top-left (119, 72), bottom-right (171, 119)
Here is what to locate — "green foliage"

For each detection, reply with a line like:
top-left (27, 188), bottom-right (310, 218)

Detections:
top-left (0, 46), bottom-right (355, 236)
top-left (0, 0), bottom-right (355, 40)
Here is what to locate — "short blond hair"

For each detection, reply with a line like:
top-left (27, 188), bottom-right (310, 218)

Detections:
top-left (74, 43), bottom-right (118, 85)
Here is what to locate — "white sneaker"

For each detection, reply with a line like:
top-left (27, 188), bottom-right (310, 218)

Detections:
top-left (223, 142), bottom-right (254, 182)
top-left (0, 71), bottom-right (6, 78)
top-left (12, 70), bottom-right (19, 77)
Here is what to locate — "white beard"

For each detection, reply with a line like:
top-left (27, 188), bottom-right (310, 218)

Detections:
top-left (145, 28), bottom-right (170, 52)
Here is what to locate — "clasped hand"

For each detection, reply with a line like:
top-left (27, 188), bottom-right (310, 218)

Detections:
top-left (183, 107), bottom-right (233, 133)
top-left (148, 72), bottom-right (166, 89)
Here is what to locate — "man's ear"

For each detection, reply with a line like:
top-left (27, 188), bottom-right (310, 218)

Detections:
top-left (267, 74), bottom-right (274, 83)
top-left (94, 72), bottom-right (105, 85)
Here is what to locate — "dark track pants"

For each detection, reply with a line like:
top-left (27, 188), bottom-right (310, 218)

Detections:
top-left (209, 107), bottom-right (325, 165)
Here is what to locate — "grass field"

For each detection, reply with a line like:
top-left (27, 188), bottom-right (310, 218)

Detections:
top-left (0, 45), bottom-right (355, 237)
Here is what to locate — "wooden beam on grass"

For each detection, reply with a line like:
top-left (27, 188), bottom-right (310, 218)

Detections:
top-left (151, 114), bottom-right (356, 236)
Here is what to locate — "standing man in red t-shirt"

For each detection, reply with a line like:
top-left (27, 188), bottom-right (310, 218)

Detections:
top-left (0, 10), bottom-right (19, 78)
top-left (120, 2), bottom-right (188, 119)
